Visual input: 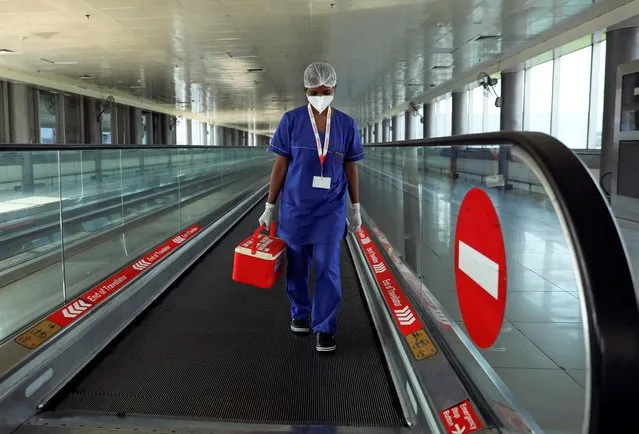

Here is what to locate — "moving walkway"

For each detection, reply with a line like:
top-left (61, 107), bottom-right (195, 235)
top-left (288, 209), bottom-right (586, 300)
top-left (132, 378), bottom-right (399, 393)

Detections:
top-left (0, 133), bottom-right (637, 433)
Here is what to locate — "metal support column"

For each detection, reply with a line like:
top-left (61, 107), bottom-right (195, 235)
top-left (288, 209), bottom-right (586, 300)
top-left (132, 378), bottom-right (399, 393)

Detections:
top-left (402, 147), bottom-right (422, 274)
top-left (146, 112), bottom-right (155, 145)
top-left (390, 116), bottom-right (398, 142)
top-left (84, 98), bottom-right (101, 144)
top-left (55, 93), bottom-right (66, 144)
top-left (601, 19), bottom-right (639, 195)
top-left (111, 105), bottom-right (120, 145)
top-left (450, 91), bottom-right (467, 178)
top-left (9, 83), bottom-right (36, 191)
top-left (405, 110), bottom-right (414, 141)
top-left (423, 103), bottom-right (432, 139)
top-left (374, 123), bottom-right (380, 143)
top-left (451, 91), bottom-right (467, 135)
top-left (499, 70), bottom-right (524, 189)
top-left (0, 82), bottom-right (9, 143)
top-left (130, 108), bottom-right (141, 144)
top-left (185, 119), bottom-right (192, 145)
top-left (161, 114), bottom-right (174, 145)
top-left (120, 106), bottom-right (131, 144)
top-left (381, 119), bottom-right (390, 142)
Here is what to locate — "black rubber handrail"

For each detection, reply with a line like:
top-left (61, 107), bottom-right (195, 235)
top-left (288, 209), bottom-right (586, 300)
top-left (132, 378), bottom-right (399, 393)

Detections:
top-left (365, 132), bottom-right (638, 433)
top-left (0, 144), bottom-right (263, 150)
top-left (2, 132), bottom-right (638, 432)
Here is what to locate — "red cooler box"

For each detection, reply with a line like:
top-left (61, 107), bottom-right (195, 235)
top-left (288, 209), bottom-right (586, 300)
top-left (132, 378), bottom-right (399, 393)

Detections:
top-left (232, 222), bottom-right (286, 289)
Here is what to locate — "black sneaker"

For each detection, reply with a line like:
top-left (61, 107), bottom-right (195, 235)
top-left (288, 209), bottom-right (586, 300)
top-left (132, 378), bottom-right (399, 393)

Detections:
top-left (316, 332), bottom-right (336, 352)
top-left (290, 319), bottom-right (310, 334)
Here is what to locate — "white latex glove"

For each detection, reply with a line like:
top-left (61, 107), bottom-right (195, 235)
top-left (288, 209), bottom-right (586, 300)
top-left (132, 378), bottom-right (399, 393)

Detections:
top-left (259, 202), bottom-right (276, 227)
top-left (348, 203), bottom-right (362, 233)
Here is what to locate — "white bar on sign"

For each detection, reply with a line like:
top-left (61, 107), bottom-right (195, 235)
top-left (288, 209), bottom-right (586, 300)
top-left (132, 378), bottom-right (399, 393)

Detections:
top-left (458, 241), bottom-right (499, 299)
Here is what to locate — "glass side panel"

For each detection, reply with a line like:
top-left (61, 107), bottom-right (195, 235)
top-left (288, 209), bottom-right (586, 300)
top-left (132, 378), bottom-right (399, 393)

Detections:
top-left (360, 144), bottom-right (587, 433)
top-left (0, 147), bottom-right (272, 342)
top-left (59, 149), bottom-right (125, 299)
top-left (177, 148), bottom-right (272, 225)
top-left (0, 151), bottom-right (64, 342)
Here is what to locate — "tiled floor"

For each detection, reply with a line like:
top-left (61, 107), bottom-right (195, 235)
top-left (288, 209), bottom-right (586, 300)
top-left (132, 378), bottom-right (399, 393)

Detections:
top-left (359, 159), bottom-right (638, 434)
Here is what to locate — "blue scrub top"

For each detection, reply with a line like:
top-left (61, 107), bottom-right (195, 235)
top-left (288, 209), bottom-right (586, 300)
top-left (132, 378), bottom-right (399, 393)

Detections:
top-left (268, 106), bottom-right (365, 246)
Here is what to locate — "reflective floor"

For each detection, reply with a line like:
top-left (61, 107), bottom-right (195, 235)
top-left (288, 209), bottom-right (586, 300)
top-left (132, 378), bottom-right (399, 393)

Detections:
top-left (359, 156), bottom-right (639, 434)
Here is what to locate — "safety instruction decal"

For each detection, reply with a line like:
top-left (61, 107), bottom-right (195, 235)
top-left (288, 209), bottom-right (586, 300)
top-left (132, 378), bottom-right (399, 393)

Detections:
top-left (405, 329), bottom-right (437, 360)
top-left (357, 226), bottom-right (434, 361)
top-left (439, 399), bottom-right (483, 434)
top-left (15, 225), bottom-right (202, 349)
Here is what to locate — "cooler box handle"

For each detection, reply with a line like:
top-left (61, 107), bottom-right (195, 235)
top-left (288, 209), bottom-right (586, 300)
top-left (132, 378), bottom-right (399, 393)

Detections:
top-left (251, 221), bottom-right (277, 254)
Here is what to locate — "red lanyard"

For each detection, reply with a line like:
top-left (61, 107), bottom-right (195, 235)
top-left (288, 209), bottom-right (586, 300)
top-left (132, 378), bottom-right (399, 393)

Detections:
top-left (308, 104), bottom-right (332, 168)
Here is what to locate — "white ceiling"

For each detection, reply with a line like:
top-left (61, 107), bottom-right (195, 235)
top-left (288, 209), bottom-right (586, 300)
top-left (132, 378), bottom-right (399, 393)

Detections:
top-left (0, 0), bottom-right (634, 133)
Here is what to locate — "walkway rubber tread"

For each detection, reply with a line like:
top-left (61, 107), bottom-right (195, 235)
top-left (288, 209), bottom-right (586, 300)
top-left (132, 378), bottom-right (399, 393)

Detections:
top-left (51, 206), bottom-right (405, 427)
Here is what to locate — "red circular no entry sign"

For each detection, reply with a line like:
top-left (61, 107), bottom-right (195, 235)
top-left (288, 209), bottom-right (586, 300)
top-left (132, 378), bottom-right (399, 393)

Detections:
top-left (454, 188), bottom-right (507, 349)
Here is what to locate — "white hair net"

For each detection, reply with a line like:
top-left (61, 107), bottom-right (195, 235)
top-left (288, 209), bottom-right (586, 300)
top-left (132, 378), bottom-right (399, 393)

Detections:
top-left (304, 62), bottom-right (337, 88)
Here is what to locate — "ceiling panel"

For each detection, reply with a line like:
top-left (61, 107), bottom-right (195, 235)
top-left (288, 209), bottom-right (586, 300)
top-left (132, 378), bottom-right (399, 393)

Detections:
top-left (0, 0), bottom-right (631, 132)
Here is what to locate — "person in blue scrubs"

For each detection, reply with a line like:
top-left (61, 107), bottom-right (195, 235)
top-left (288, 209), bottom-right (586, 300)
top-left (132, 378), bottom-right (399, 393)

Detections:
top-left (259, 62), bottom-right (364, 353)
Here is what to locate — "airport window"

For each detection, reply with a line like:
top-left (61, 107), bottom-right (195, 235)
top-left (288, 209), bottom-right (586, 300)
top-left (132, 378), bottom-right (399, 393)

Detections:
top-left (177, 119), bottom-right (187, 145)
top-left (524, 60), bottom-right (553, 134)
top-left (556, 46), bottom-right (592, 148)
top-left (63, 95), bottom-right (82, 144)
top-left (38, 90), bottom-right (57, 144)
top-left (192, 120), bottom-right (202, 145)
top-left (101, 113), bottom-right (112, 144)
top-left (414, 106), bottom-right (424, 139)
top-left (396, 112), bottom-right (405, 140)
top-left (433, 94), bottom-right (452, 137)
top-left (468, 86), bottom-right (484, 133)
top-left (444, 95), bottom-right (452, 136)
top-left (141, 112), bottom-right (149, 144)
top-left (484, 78), bottom-right (501, 132)
top-left (591, 39), bottom-right (607, 149)
top-left (429, 101), bottom-right (437, 137)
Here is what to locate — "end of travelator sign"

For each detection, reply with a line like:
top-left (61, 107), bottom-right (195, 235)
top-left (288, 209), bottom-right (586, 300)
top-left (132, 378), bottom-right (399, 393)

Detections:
top-left (15, 225), bottom-right (202, 349)
top-left (357, 226), bottom-right (438, 361)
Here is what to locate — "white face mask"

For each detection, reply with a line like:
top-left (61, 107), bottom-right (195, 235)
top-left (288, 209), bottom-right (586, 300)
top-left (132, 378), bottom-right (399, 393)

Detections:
top-left (307, 95), bottom-right (333, 114)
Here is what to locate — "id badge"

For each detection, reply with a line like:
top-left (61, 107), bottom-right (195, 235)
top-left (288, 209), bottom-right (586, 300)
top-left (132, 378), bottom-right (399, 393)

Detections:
top-left (312, 176), bottom-right (331, 190)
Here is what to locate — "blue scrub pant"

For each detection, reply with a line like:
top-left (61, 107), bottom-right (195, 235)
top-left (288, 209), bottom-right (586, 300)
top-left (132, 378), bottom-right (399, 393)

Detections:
top-left (286, 242), bottom-right (342, 334)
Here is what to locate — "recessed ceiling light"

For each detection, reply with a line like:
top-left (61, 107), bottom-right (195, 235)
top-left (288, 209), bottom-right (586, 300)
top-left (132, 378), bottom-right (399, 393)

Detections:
top-left (227, 51), bottom-right (257, 58)
top-left (78, 74), bottom-right (93, 79)
top-left (474, 35), bottom-right (501, 41)
top-left (41, 58), bottom-right (77, 65)
top-left (0, 49), bottom-right (16, 55)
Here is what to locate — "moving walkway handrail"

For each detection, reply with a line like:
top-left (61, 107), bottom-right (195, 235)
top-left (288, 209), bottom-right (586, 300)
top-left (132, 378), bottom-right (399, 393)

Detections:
top-left (0, 138), bottom-right (636, 433)
top-left (0, 144), bottom-right (261, 150)
top-left (365, 131), bottom-right (639, 433)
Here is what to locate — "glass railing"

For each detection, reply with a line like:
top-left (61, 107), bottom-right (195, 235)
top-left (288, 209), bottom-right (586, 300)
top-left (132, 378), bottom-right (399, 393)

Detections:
top-left (359, 135), bottom-right (638, 434)
top-left (0, 146), bottom-right (272, 343)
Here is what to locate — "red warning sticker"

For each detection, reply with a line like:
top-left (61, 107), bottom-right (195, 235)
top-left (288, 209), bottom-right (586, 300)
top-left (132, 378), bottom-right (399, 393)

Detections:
top-left (357, 226), bottom-right (423, 335)
top-left (47, 224), bottom-right (201, 328)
